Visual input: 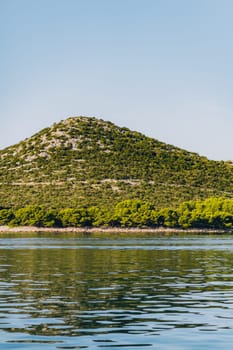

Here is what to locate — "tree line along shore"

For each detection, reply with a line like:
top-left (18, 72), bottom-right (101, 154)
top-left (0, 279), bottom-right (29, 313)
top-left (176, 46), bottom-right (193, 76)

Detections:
top-left (0, 197), bottom-right (233, 231)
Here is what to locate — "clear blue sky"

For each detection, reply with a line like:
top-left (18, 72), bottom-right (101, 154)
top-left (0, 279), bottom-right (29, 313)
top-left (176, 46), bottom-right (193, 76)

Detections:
top-left (1, 0), bottom-right (233, 160)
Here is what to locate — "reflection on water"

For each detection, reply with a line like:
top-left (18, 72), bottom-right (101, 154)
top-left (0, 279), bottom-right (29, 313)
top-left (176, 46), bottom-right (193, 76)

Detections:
top-left (0, 233), bottom-right (233, 349)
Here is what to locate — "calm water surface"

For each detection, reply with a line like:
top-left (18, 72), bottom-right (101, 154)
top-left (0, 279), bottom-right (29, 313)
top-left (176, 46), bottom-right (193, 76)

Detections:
top-left (0, 233), bottom-right (233, 349)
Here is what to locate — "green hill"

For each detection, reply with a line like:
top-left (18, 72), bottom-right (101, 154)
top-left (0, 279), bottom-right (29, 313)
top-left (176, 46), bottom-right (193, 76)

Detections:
top-left (0, 116), bottom-right (232, 209)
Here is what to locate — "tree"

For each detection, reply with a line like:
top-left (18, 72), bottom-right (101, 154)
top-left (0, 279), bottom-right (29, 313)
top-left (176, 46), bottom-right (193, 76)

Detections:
top-left (59, 208), bottom-right (92, 227)
top-left (12, 206), bottom-right (60, 227)
top-left (113, 199), bottom-right (156, 227)
top-left (0, 209), bottom-right (14, 225)
top-left (156, 208), bottom-right (178, 227)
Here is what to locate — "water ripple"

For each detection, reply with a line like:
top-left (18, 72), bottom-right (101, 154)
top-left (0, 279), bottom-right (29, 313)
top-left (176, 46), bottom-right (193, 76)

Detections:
top-left (0, 234), bottom-right (233, 348)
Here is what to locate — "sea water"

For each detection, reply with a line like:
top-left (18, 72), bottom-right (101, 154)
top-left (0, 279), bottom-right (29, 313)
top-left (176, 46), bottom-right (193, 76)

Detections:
top-left (0, 233), bottom-right (233, 349)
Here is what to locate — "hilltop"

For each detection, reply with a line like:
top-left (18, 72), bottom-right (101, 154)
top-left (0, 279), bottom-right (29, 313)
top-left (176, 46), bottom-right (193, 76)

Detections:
top-left (0, 116), bottom-right (232, 209)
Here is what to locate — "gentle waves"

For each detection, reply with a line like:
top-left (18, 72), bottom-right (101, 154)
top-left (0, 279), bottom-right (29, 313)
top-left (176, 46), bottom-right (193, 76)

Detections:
top-left (0, 233), bottom-right (233, 349)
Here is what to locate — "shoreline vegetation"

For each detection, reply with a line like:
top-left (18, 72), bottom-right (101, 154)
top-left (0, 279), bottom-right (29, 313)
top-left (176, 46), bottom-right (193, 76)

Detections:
top-left (0, 225), bottom-right (231, 234)
top-left (1, 197), bottom-right (233, 232)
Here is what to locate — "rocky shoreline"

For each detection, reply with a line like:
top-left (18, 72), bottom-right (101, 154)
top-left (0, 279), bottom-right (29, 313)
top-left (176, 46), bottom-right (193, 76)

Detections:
top-left (0, 226), bottom-right (231, 234)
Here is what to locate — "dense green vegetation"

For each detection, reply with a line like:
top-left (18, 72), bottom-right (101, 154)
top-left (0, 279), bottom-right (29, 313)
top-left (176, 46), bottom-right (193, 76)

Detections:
top-left (0, 116), bottom-right (233, 209)
top-left (1, 197), bottom-right (233, 230)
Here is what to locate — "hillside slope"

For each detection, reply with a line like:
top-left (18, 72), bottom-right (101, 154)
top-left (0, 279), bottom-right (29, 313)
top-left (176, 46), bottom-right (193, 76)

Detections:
top-left (0, 116), bottom-right (232, 209)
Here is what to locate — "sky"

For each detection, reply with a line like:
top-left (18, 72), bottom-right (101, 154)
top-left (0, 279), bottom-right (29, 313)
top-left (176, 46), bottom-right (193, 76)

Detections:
top-left (1, 0), bottom-right (233, 161)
